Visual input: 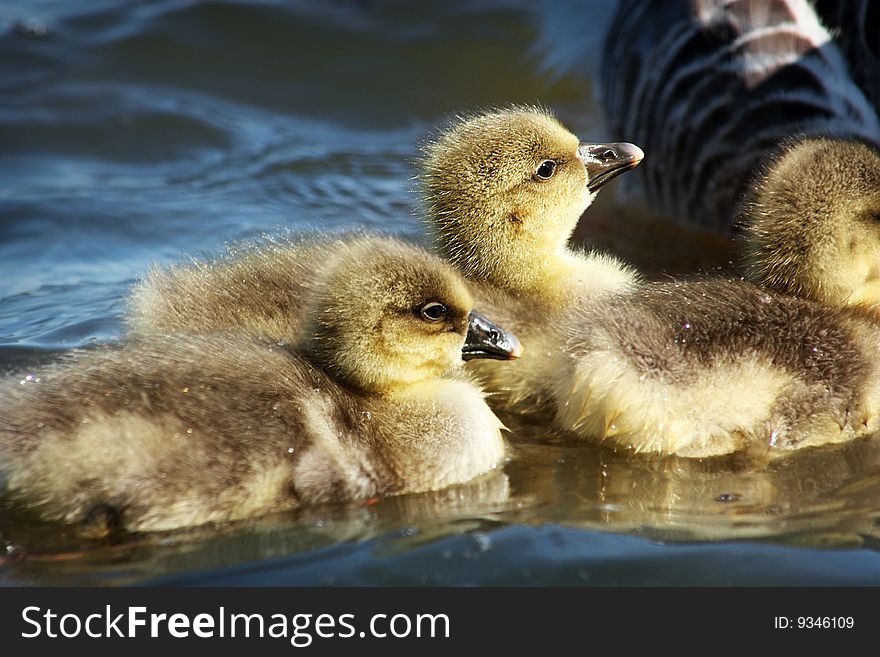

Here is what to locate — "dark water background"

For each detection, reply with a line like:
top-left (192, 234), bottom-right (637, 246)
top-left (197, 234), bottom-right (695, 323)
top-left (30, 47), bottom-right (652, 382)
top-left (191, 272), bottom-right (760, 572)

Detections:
top-left (1, 0), bottom-right (880, 586)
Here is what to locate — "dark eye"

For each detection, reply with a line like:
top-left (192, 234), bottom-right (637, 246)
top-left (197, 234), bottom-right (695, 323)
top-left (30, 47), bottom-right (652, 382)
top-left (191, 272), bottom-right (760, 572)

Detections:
top-left (535, 160), bottom-right (557, 180)
top-left (420, 302), bottom-right (448, 322)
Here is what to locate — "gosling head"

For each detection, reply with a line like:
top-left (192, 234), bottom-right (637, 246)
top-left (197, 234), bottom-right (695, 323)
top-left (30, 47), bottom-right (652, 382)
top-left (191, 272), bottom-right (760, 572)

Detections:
top-left (301, 238), bottom-right (521, 394)
top-left (741, 138), bottom-right (880, 309)
top-left (421, 106), bottom-right (643, 294)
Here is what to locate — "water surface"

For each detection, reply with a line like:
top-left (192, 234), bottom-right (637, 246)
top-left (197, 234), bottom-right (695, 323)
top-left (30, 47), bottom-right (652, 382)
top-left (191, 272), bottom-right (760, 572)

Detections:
top-left (1, 0), bottom-right (879, 586)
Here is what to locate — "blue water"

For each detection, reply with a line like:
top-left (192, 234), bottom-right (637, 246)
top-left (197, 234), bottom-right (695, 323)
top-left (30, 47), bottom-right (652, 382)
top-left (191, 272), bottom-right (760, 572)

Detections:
top-left (2, 0), bottom-right (880, 586)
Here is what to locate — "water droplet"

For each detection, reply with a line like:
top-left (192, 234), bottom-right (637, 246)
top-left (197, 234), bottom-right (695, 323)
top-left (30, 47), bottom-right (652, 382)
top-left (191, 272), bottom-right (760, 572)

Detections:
top-left (4, 543), bottom-right (24, 560)
top-left (769, 429), bottom-right (779, 447)
top-left (683, 322), bottom-right (691, 330)
top-left (181, 387), bottom-right (189, 393)
top-left (186, 428), bottom-right (192, 434)
top-left (759, 294), bottom-right (772, 304)
top-left (361, 411), bottom-right (372, 421)
top-left (715, 493), bottom-right (739, 503)
top-left (473, 532), bottom-right (491, 552)
top-left (287, 447), bottom-right (295, 454)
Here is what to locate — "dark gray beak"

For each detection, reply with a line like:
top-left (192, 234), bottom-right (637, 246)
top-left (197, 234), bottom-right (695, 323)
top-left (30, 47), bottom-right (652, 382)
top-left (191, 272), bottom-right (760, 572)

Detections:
top-left (579, 142), bottom-right (644, 193)
top-left (462, 311), bottom-right (523, 361)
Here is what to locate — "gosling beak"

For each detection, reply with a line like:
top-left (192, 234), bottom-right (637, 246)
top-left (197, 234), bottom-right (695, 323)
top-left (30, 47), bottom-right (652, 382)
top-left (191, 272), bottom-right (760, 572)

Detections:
top-left (579, 142), bottom-right (644, 193)
top-left (462, 311), bottom-right (523, 361)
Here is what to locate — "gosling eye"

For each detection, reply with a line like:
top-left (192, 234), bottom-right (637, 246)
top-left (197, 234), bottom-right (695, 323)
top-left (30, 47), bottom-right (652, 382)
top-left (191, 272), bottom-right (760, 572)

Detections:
top-left (535, 160), bottom-right (557, 180)
top-left (419, 302), bottom-right (448, 322)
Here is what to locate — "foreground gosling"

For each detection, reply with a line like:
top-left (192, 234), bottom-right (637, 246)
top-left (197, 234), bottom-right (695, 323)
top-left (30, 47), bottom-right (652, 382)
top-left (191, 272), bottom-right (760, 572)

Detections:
top-left (741, 138), bottom-right (880, 311)
top-left (0, 242), bottom-right (519, 533)
top-left (422, 107), bottom-right (880, 457)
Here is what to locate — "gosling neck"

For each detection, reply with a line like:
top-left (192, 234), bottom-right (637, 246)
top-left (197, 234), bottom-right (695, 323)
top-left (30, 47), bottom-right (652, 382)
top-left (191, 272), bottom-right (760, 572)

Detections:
top-left (436, 228), bottom-right (632, 309)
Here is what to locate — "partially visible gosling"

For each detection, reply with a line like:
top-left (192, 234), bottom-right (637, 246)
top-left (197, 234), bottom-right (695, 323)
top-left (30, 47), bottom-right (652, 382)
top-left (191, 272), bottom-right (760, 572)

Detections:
top-left (421, 107), bottom-right (880, 458)
top-left (741, 137), bottom-right (880, 311)
top-left (0, 242), bottom-right (519, 534)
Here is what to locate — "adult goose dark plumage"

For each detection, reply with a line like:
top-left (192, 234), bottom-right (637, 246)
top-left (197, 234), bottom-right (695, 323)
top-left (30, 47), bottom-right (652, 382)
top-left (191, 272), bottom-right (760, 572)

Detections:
top-left (601, 0), bottom-right (880, 231)
top-left (815, 0), bottom-right (880, 114)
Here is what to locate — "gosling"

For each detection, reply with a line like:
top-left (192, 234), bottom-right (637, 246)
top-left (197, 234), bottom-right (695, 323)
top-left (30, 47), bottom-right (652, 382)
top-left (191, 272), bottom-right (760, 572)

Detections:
top-left (741, 137), bottom-right (880, 311)
top-left (0, 241), bottom-right (519, 534)
top-left (421, 107), bottom-right (880, 458)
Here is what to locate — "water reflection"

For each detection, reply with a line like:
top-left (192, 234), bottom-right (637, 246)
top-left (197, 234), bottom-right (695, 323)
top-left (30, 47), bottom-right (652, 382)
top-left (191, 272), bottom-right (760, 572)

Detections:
top-left (0, 470), bottom-right (512, 585)
top-left (4, 415), bottom-right (880, 584)
top-left (2, 0), bottom-right (880, 585)
top-left (504, 415), bottom-right (880, 548)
